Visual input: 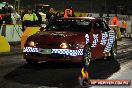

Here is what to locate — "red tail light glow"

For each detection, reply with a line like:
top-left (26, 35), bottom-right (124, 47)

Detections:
top-left (29, 41), bottom-right (35, 47)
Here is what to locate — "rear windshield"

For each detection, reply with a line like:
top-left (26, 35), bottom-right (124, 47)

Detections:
top-left (46, 19), bottom-right (92, 33)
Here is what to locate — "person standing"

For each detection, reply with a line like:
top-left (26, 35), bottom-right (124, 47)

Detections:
top-left (0, 4), bottom-right (12, 37)
top-left (56, 12), bottom-right (62, 19)
top-left (46, 8), bottom-right (56, 23)
top-left (45, 8), bottom-right (56, 29)
top-left (64, 6), bottom-right (75, 17)
top-left (112, 14), bottom-right (118, 26)
top-left (112, 14), bottom-right (122, 40)
top-left (22, 8), bottom-right (38, 32)
top-left (122, 18), bottom-right (128, 37)
top-left (105, 14), bottom-right (110, 25)
top-left (1, 4), bottom-right (12, 24)
top-left (34, 9), bottom-right (42, 26)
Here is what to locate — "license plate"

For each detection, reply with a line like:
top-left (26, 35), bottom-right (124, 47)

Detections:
top-left (38, 48), bottom-right (51, 54)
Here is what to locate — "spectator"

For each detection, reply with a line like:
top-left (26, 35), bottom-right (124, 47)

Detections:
top-left (69, 6), bottom-right (75, 17)
top-left (1, 4), bottom-right (12, 24)
top-left (46, 8), bottom-right (56, 23)
top-left (98, 13), bottom-right (103, 20)
top-left (121, 18), bottom-right (128, 36)
top-left (22, 8), bottom-right (38, 32)
top-left (21, 9), bottom-right (27, 31)
top-left (105, 14), bottom-right (110, 24)
top-left (45, 8), bottom-right (56, 29)
top-left (34, 9), bottom-right (42, 26)
top-left (64, 6), bottom-right (75, 17)
top-left (56, 12), bottom-right (62, 19)
top-left (111, 14), bottom-right (118, 26)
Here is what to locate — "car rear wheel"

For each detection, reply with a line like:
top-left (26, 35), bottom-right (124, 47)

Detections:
top-left (26, 59), bottom-right (38, 65)
top-left (110, 41), bottom-right (117, 59)
top-left (83, 44), bottom-right (92, 66)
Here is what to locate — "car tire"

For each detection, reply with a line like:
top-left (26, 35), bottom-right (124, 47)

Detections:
top-left (26, 59), bottom-right (38, 65)
top-left (83, 44), bottom-right (92, 66)
top-left (109, 41), bottom-right (117, 60)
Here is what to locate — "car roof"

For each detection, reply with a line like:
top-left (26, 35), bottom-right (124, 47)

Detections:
top-left (58, 17), bottom-right (96, 20)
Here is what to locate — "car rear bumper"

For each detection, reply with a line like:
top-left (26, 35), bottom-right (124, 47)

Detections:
top-left (23, 47), bottom-right (84, 56)
top-left (24, 52), bottom-right (83, 63)
top-left (23, 47), bottom-right (83, 63)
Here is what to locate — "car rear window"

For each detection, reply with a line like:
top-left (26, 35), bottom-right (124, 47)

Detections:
top-left (46, 19), bottom-right (92, 33)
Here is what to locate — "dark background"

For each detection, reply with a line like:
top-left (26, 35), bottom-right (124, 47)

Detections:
top-left (1, 0), bottom-right (132, 14)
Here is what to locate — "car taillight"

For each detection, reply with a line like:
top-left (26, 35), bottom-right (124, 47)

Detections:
top-left (60, 43), bottom-right (68, 48)
top-left (78, 44), bottom-right (85, 48)
top-left (29, 41), bottom-right (35, 47)
top-left (70, 43), bottom-right (84, 49)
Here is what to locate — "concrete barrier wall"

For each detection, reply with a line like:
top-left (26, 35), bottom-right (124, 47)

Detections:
top-left (21, 27), bottom-right (41, 48)
top-left (0, 36), bottom-right (10, 52)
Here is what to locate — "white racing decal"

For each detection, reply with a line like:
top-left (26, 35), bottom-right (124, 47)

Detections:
top-left (100, 32), bottom-right (108, 45)
top-left (85, 34), bottom-right (89, 44)
top-left (104, 31), bottom-right (115, 52)
top-left (85, 31), bottom-right (115, 52)
top-left (91, 34), bottom-right (98, 47)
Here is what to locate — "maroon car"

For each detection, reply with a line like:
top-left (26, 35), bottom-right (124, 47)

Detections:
top-left (23, 17), bottom-right (117, 65)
